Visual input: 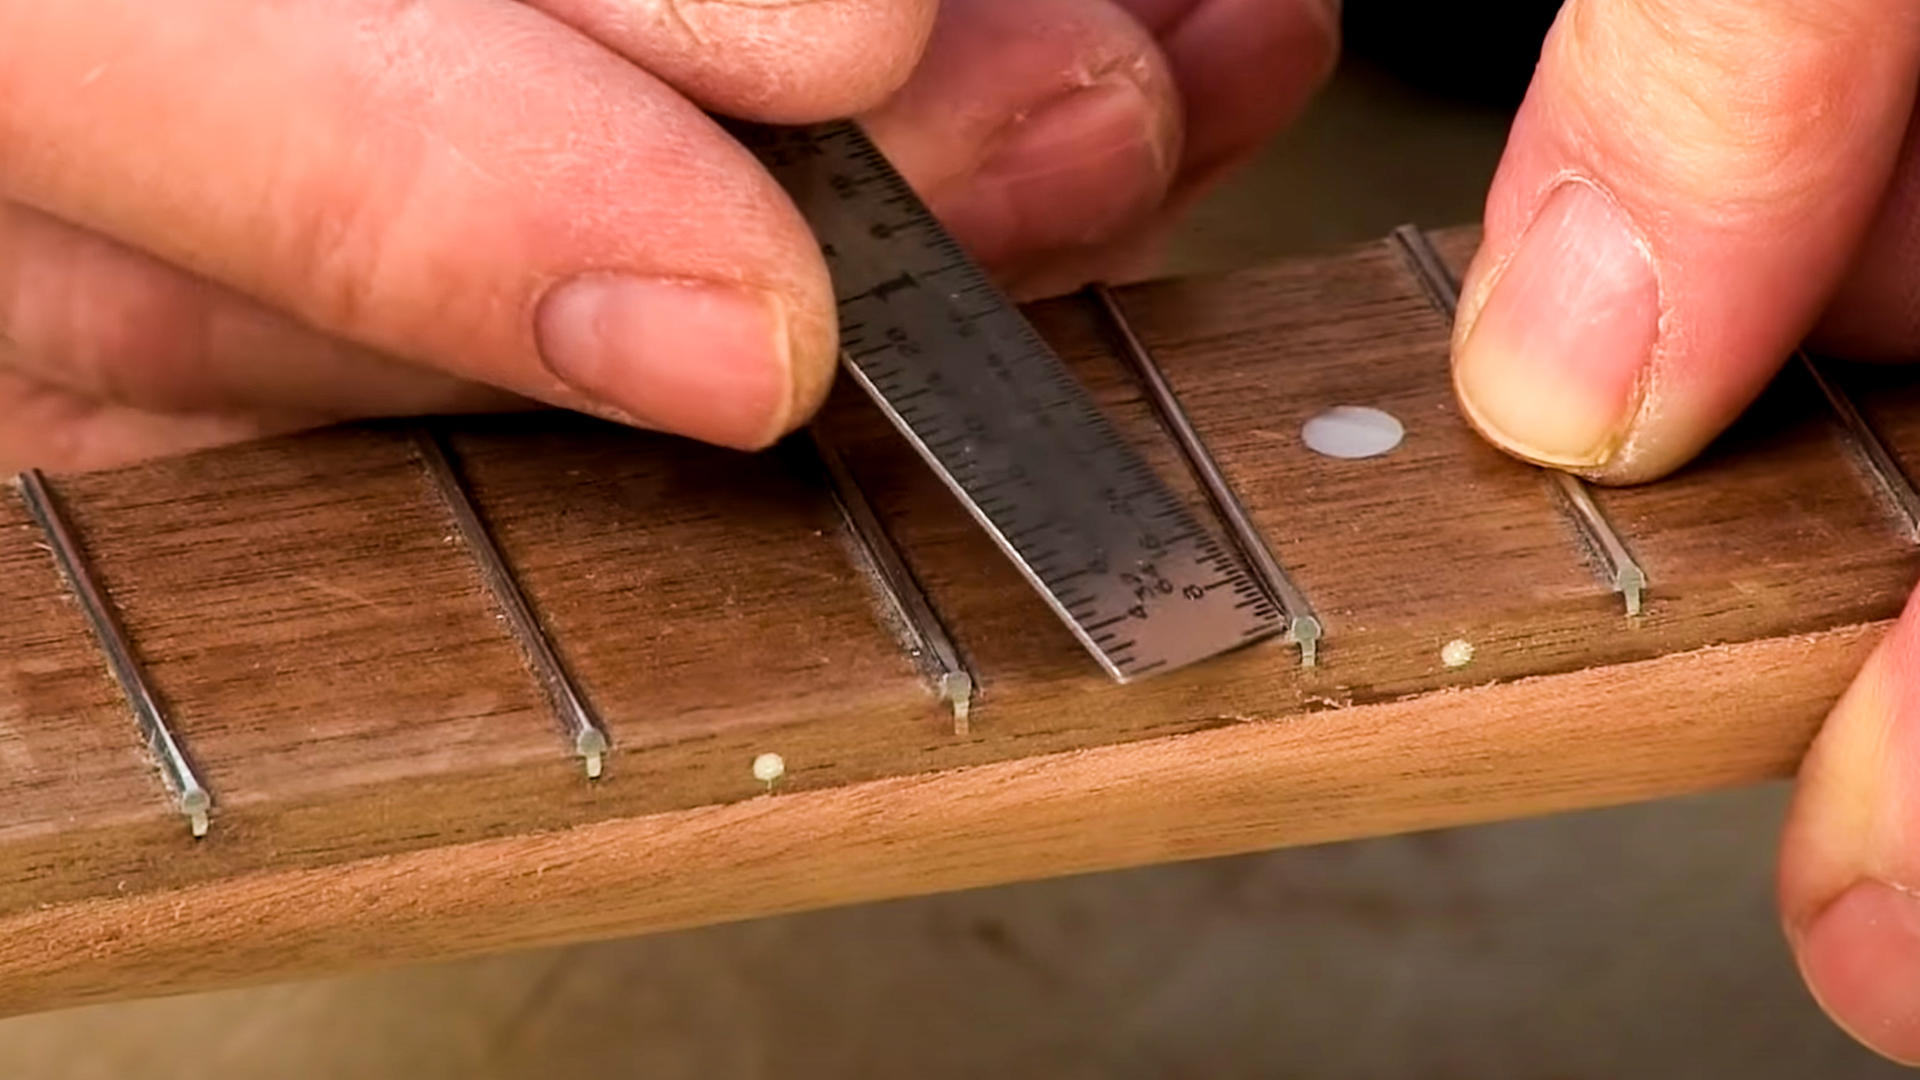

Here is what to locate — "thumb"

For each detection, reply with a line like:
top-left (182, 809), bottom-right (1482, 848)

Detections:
top-left (1782, 584), bottom-right (1920, 1065)
top-left (1452, 0), bottom-right (1920, 485)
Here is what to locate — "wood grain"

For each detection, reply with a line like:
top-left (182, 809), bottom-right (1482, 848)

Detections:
top-left (2, 225), bottom-right (1914, 1016)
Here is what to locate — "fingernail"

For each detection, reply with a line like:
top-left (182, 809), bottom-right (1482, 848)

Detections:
top-left (944, 79), bottom-right (1170, 266)
top-left (1002, 80), bottom-right (1168, 182)
top-left (1454, 181), bottom-right (1660, 469)
top-left (535, 275), bottom-right (792, 450)
top-left (1800, 879), bottom-right (1920, 1065)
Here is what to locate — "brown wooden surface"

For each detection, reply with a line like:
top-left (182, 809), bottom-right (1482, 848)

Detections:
top-left (3, 225), bottom-right (1917, 1018)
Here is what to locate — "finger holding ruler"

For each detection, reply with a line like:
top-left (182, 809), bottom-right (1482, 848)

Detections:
top-left (734, 119), bottom-right (1290, 681)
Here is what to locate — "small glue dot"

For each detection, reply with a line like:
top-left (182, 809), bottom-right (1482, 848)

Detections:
top-left (1441, 639), bottom-right (1474, 668)
top-left (1302, 406), bottom-right (1404, 459)
top-left (752, 752), bottom-right (785, 788)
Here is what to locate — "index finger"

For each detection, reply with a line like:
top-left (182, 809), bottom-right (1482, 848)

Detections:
top-left (0, 0), bottom-right (838, 449)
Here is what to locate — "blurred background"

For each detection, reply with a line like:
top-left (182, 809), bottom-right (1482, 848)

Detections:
top-left (7, 3), bottom-right (1910, 1076)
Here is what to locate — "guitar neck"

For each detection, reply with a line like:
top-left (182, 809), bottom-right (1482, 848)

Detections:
top-left (2, 225), bottom-right (1910, 1017)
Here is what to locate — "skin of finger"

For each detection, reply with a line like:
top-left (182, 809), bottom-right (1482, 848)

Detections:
top-left (1456, 0), bottom-right (1920, 485)
top-left (1779, 586), bottom-right (1920, 1060)
top-left (530, 0), bottom-right (938, 122)
top-left (0, 361), bottom-right (320, 475)
top-left (0, 201), bottom-right (526, 417)
top-left (963, 0), bottom-right (1337, 300)
top-left (1146, 0), bottom-right (1339, 199)
top-left (858, 0), bottom-right (1181, 274)
top-left (0, 0), bottom-right (837, 444)
top-left (1815, 106), bottom-right (1920, 361)
top-left (994, 224), bottom-right (1167, 301)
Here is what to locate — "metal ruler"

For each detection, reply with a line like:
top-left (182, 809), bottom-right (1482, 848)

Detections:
top-left (736, 119), bottom-right (1282, 681)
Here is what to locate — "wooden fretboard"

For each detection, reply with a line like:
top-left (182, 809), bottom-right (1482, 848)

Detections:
top-left (4, 226), bottom-right (1913, 1017)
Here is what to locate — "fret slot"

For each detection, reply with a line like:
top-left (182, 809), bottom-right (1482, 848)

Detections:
top-left (1085, 282), bottom-right (1323, 666)
top-left (1390, 224), bottom-right (1648, 619)
top-left (410, 428), bottom-right (610, 778)
top-left (14, 471), bottom-right (210, 837)
top-left (1800, 352), bottom-right (1920, 541)
top-left (794, 429), bottom-right (976, 732)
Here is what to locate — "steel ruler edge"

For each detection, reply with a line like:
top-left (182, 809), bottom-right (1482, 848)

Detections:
top-left (733, 118), bottom-right (1284, 682)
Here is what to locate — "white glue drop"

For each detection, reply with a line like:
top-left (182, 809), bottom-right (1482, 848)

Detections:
top-left (1441, 639), bottom-right (1475, 669)
top-left (1302, 406), bottom-right (1404, 459)
top-left (752, 752), bottom-right (786, 789)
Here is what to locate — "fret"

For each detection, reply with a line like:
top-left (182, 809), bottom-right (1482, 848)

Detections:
top-left (410, 427), bottom-right (610, 777)
top-left (1389, 222), bottom-right (1463, 313)
top-left (1801, 352), bottom-right (1920, 540)
top-left (1417, 228), bottom-right (1919, 638)
top-left (1544, 472), bottom-right (1647, 617)
top-left (794, 428), bottom-right (975, 733)
top-left (3, 432), bottom-right (563, 915)
top-left (1389, 224), bottom-right (1649, 618)
top-left (1084, 282), bottom-right (1323, 666)
top-left (13, 471), bottom-right (211, 837)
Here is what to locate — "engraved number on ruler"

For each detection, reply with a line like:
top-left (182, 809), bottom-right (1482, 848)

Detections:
top-left (736, 120), bottom-right (1282, 680)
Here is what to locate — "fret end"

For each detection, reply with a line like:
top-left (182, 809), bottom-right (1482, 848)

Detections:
top-left (182, 790), bottom-right (211, 839)
top-left (1290, 616), bottom-right (1322, 668)
top-left (1618, 567), bottom-right (1647, 620)
top-left (941, 672), bottom-right (974, 736)
top-left (576, 729), bottom-right (609, 780)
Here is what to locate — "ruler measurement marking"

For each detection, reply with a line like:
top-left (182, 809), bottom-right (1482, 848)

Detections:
top-left (741, 119), bottom-right (1282, 680)
top-left (1084, 283), bottom-right (1324, 667)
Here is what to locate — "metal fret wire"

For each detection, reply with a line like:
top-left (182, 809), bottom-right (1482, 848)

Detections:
top-left (802, 428), bottom-right (976, 733)
top-left (1086, 282), bottom-right (1324, 666)
top-left (1799, 351), bottom-right (1920, 541)
top-left (409, 428), bottom-right (610, 778)
top-left (14, 470), bottom-right (212, 836)
top-left (1389, 224), bottom-right (1648, 618)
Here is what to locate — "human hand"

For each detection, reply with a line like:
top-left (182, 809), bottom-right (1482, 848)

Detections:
top-left (0, 0), bottom-right (1338, 475)
top-left (1445, 0), bottom-right (1920, 1061)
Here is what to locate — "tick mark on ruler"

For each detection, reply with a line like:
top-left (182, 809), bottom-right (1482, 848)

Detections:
top-left (740, 117), bottom-right (1284, 681)
top-left (1086, 282), bottom-right (1323, 667)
